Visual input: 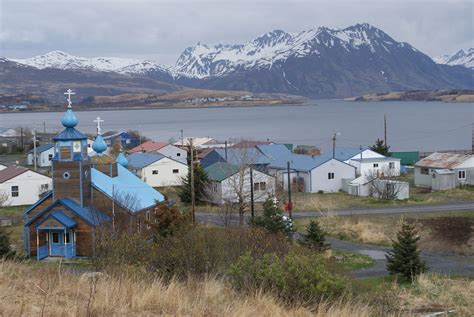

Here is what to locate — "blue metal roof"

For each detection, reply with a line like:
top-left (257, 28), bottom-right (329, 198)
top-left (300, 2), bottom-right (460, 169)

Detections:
top-left (91, 164), bottom-right (165, 212)
top-left (257, 144), bottom-right (332, 172)
top-left (331, 147), bottom-right (367, 161)
top-left (27, 143), bottom-right (54, 154)
top-left (36, 211), bottom-right (77, 229)
top-left (215, 147), bottom-right (271, 166)
top-left (53, 127), bottom-right (87, 141)
top-left (127, 152), bottom-right (165, 169)
top-left (24, 191), bottom-right (52, 215)
top-left (25, 198), bottom-right (110, 227)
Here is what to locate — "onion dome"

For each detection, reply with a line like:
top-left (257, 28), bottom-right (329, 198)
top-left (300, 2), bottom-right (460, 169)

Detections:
top-left (61, 108), bottom-right (79, 128)
top-left (116, 152), bottom-right (128, 168)
top-left (92, 134), bottom-right (108, 154)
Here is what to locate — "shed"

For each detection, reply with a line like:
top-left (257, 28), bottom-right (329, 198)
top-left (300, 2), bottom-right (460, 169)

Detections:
top-left (431, 169), bottom-right (456, 191)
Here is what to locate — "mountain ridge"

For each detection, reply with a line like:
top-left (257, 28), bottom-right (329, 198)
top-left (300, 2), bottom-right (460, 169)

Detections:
top-left (3, 23), bottom-right (473, 99)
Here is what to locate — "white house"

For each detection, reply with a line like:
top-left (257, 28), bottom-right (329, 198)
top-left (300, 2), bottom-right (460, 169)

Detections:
top-left (26, 143), bottom-right (55, 167)
top-left (129, 141), bottom-right (187, 164)
top-left (347, 176), bottom-right (409, 200)
top-left (414, 152), bottom-right (474, 190)
top-left (204, 162), bottom-right (275, 205)
top-left (257, 144), bottom-right (356, 193)
top-left (333, 147), bottom-right (401, 177)
top-left (0, 164), bottom-right (7, 171)
top-left (0, 165), bottom-right (51, 206)
top-left (127, 152), bottom-right (188, 187)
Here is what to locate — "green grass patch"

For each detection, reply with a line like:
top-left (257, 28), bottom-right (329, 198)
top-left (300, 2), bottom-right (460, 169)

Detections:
top-left (331, 250), bottom-right (376, 271)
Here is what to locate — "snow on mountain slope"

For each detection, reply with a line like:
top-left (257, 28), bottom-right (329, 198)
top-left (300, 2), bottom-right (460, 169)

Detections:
top-left (11, 50), bottom-right (182, 77)
top-left (175, 23), bottom-right (410, 78)
top-left (433, 48), bottom-right (474, 69)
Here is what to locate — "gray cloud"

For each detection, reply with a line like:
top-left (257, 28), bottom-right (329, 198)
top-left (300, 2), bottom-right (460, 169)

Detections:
top-left (1, 0), bottom-right (472, 64)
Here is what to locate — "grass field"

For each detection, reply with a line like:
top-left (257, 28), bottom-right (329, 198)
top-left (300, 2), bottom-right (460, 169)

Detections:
top-left (295, 210), bottom-right (474, 255)
top-left (0, 261), bottom-right (472, 316)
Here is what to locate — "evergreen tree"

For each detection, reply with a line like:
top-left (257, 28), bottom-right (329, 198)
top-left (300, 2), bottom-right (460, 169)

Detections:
top-left (370, 138), bottom-right (390, 156)
top-left (303, 220), bottom-right (330, 251)
top-left (0, 227), bottom-right (14, 258)
top-left (386, 221), bottom-right (427, 281)
top-left (249, 197), bottom-right (294, 238)
top-left (178, 146), bottom-right (209, 203)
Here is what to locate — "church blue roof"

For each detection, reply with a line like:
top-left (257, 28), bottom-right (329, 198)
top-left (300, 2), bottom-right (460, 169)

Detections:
top-left (91, 164), bottom-right (165, 212)
top-left (36, 211), bottom-right (77, 229)
top-left (61, 108), bottom-right (79, 128)
top-left (25, 198), bottom-right (110, 227)
top-left (53, 127), bottom-right (87, 141)
top-left (92, 135), bottom-right (108, 154)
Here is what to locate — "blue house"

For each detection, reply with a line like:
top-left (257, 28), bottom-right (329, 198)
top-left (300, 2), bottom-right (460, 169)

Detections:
top-left (102, 131), bottom-right (140, 149)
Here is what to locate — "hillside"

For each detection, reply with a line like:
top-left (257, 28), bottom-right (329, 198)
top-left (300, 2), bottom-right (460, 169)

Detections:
top-left (353, 89), bottom-right (474, 102)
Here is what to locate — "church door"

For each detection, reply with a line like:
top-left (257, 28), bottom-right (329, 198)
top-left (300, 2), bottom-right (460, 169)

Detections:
top-left (49, 231), bottom-right (64, 256)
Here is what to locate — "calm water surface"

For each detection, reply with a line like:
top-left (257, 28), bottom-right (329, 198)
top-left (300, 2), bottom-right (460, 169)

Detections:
top-left (1, 100), bottom-right (472, 153)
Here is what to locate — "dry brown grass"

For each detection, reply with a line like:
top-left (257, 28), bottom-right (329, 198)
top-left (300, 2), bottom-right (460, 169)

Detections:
top-left (0, 261), bottom-right (378, 317)
top-left (397, 274), bottom-right (474, 315)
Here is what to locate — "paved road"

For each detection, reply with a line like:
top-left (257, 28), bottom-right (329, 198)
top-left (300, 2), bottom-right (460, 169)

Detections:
top-left (196, 203), bottom-right (474, 278)
top-left (197, 202), bottom-right (474, 225)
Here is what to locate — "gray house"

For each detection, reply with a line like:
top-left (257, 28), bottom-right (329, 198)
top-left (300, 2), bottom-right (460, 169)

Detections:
top-left (414, 152), bottom-right (474, 190)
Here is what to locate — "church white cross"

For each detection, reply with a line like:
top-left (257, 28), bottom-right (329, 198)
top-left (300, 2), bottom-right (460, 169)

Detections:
top-left (94, 117), bottom-right (104, 135)
top-left (64, 89), bottom-right (75, 108)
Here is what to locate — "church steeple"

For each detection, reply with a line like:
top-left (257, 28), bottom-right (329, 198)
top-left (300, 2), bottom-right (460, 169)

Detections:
top-left (92, 117), bottom-right (108, 155)
top-left (51, 89), bottom-right (91, 206)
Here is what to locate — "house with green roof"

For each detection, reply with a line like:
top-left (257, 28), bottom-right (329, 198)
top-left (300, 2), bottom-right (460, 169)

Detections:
top-left (204, 162), bottom-right (275, 205)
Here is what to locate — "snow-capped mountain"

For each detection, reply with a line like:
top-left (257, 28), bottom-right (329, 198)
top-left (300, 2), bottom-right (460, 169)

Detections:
top-left (175, 24), bottom-right (417, 78)
top-left (433, 48), bottom-right (474, 69)
top-left (11, 50), bottom-right (179, 77)
top-left (3, 24), bottom-right (473, 99)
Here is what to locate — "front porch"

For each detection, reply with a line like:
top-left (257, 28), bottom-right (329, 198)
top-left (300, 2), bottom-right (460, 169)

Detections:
top-left (35, 211), bottom-right (77, 260)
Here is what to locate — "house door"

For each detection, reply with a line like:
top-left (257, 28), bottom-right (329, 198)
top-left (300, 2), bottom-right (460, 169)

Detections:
top-left (49, 231), bottom-right (64, 256)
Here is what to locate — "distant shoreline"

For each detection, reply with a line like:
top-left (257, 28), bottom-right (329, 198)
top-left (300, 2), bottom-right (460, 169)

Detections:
top-left (349, 90), bottom-right (474, 103)
top-left (0, 100), bottom-right (309, 114)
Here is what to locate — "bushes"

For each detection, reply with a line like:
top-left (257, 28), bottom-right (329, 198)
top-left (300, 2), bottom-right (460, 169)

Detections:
top-left (229, 252), bottom-right (350, 303)
top-left (0, 227), bottom-right (15, 259)
top-left (150, 226), bottom-right (291, 279)
top-left (249, 197), bottom-right (294, 238)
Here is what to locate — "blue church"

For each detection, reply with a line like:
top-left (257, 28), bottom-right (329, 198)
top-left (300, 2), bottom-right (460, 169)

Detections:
top-left (23, 90), bottom-right (165, 260)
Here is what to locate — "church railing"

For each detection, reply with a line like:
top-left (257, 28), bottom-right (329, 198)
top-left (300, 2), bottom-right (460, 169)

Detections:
top-left (37, 245), bottom-right (48, 260)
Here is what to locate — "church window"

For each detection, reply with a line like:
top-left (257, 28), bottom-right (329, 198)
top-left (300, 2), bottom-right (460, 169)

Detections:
top-left (51, 232), bottom-right (59, 243)
top-left (146, 211), bottom-right (151, 229)
top-left (63, 171), bottom-right (71, 180)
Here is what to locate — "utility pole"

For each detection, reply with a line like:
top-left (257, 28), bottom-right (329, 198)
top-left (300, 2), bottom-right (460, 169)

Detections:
top-left (20, 127), bottom-right (24, 150)
top-left (287, 161), bottom-right (292, 219)
top-left (33, 128), bottom-right (37, 171)
top-left (224, 141), bottom-right (228, 161)
top-left (189, 138), bottom-right (196, 225)
top-left (384, 114), bottom-right (387, 146)
top-left (250, 166), bottom-right (254, 219)
top-left (180, 129), bottom-right (184, 146)
top-left (43, 122), bottom-right (46, 134)
top-left (332, 132), bottom-right (340, 159)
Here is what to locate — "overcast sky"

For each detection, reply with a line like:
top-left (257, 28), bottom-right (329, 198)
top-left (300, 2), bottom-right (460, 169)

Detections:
top-left (1, 0), bottom-right (473, 65)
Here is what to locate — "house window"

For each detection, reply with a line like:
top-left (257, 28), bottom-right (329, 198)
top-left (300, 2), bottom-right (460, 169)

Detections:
top-left (177, 153), bottom-right (181, 157)
top-left (172, 169), bottom-right (179, 174)
top-left (154, 208), bottom-right (158, 224)
top-left (146, 210), bottom-right (151, 229)
top-left (389, 162), bottom-right (395, 169)
top-left (48, 154), bottom-right (53, 161)
top-left (253, 182), bottom-right (267, 191)
top-left (11, 186), bottom-right (19, 197)
top-left (137, 218), bottom-right (141, 233)
top-left (65, 232), bottom-right (71, 244)
top-left (51, 232), bottom-right (59, 244)
top-left (152, 170), bottom-right (159, 175)
top-left (420, 168), bottom-right (429, 175)
top-left (458, 170), bottom-right (466, 180)
top-left (126, 139), bottom-right (131, 144)
top-left (40, 184), bottom-right (49, 191)
top-left (328, 172), bottom-right (335, 180)
top-left (373, 163), bottom-right (379, 168)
